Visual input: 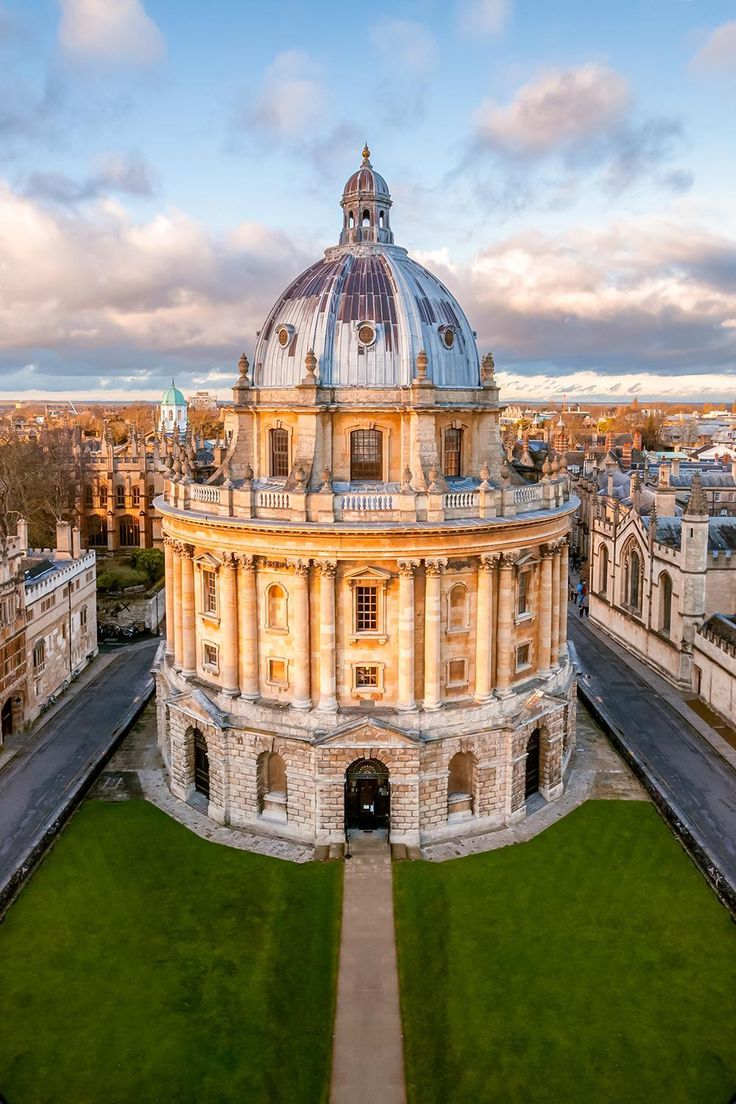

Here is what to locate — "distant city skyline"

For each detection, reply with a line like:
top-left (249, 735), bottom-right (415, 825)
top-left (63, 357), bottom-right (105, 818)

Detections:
top-left (1, 0), bottom-right (735, 401)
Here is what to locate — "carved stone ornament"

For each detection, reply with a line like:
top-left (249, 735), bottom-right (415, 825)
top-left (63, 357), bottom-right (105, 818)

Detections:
top-left (304, 349), bottom-right (318, 382)
top-left (479, 461), bottom-right (491, 489)
top-left (320, 467), bottom-right (333, 492)
top-left (291, 558), bottom-right (311, 577)
top-left (237, 352), bottom-right (250, 384)
top-left (428, 464), bottom-right (440, 491)
top-left (295, 465), bottom-right (307, 490)
top-left (316, 559), bottom-right (337, 578)
top-left (397, 559), bottom-right (419, 576)
top-left (415, 349), bottom-right (428, 380)
top-left (424, 557), bottom-right (447, 576)
top-left (479, 553), bottom-right (500, 572)
top-left (499, 551), bottom-right (518, 568)
top-left (481, 351), bottom-right (495, 382)
top-left (401, 467), bottom-right (413, 493)
top-left (237, 553), bottom-right (256, 572)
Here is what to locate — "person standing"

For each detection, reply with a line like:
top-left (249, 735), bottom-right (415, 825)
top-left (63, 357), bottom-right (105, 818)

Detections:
top-left (579, 591), bottom-right (589, 618)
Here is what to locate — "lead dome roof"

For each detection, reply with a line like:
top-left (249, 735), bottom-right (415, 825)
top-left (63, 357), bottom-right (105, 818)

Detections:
top-left (253, 148), bottom-right (480, 390)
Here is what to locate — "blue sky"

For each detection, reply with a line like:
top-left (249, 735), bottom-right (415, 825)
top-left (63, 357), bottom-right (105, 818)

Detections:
top-left (1, 0), bottom-right (735, 402)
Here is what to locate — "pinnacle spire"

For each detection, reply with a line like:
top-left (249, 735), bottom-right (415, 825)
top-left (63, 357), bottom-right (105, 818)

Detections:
top-left (685, 471), bottom-right (708, 516)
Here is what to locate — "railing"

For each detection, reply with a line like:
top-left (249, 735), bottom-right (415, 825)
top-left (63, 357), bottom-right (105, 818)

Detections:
top-left (444, 491), bottom-right (475, 510)
top-left (514, 485), bottom-right (544, 506)
top-left (257, 490), bottom-right (290, 510)
top-left (340, 492), bottom-right (394, 511)
top-left (191, 485), bottom-right (221, 504)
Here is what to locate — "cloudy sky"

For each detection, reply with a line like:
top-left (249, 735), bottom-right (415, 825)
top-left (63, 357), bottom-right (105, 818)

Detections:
top-left (1, 0), bottom-right (735, 402)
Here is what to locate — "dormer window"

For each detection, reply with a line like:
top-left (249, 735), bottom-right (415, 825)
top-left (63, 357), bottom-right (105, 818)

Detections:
top-left (439, 325), bottom-right (455, 349)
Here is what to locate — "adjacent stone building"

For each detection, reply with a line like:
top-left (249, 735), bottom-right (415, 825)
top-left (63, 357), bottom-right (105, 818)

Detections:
top-left (0, 534), bottom-right (28, 745)
top-left (155, 149), bottom-right (578, 847)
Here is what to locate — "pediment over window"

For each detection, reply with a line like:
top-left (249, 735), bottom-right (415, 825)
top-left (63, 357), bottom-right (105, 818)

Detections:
top-left (166, 686), bottom-right (227, 730)
top-left (194, 552), bottom-right (221, 569)
top-left (515, 548), bottom-right (540, 568)
top-left (343, 565), bottom-right (393, 583)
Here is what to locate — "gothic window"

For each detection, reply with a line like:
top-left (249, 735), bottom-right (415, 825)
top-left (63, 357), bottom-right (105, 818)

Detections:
top-left (118, 516), bottom-right (139, 546)
top-left (87, 516), bottom-right (107, 547)
top-left (84, 484), bottom-right (93, 507)
top-left (99, 484), bottom-right (108, 507)
top-left (350, 429), bottom-right (383, 481)
top-left (659, 572), bottom-right (672, 635)
top-left (270, 428), bottom-right (289, 478)
top-left (33, 640), bottom-right (45, 672)
top-left (447, 584), bottom-right (469, 632)
top-left (444, 428), bottom-right (462, 478)
top-left (626, 548), bottom-right (642, 611)
top-left (80, 606), bottom-right (87, 632)
top-left (203, 570), bottom-right (217, 615)
top-left (266, 583), bottom-right (288, 631)
top-left (116, 485), bottom-right (125, 508)
top-left (599, 546), bottom-right (609, 596)
top-left (132, 487), bottom-right (141, 507)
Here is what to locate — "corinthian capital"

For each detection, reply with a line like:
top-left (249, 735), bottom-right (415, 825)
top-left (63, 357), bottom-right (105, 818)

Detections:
top-left (478, 553), bottom-right (500, 573)
top-left (290, 558), bottom-right (311, 577)
top-left (424, 557), bottom-right (447, 577)
top-left (397, 559), bottom-right (419, 577)
top-left (315, 559), bottom-right (337, 578)
top-left (498, 551), bottom-right (518, 569)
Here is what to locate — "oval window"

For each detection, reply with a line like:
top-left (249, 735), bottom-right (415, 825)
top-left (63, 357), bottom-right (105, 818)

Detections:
top-left (443, 328), bottom-right (455, 349)
top-left (358, 323), bottom-right (375, 346)
top-left (278, 328), bottom-right (290, 348)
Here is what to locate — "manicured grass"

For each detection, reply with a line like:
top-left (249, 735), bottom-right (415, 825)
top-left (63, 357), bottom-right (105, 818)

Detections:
top-left (394, 801), bottom-right (736, 1104)
top-left (0, 801), bottom-right (342, 1104)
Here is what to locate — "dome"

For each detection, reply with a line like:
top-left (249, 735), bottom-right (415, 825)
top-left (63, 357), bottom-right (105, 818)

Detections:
top-left (161, 380), bottom-right (186, 406)
top-left (253, 149), bottom-right (480, 390)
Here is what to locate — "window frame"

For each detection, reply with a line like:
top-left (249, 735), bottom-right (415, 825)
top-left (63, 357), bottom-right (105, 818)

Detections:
top-left (350, 428), bottom-right (383, 482)
top-left (269, 427), bottom-right (290, 479)
top-left (446, 582), bottom-right (470, 634)
top-left (515, 642), bottom-right (532, 672)
top-left (265, 582), bottom-right (288, 634)
top-left (266, 656), bottom-right (289, 688)
top-left (351, 662), bottom-right (384, 695)
top-left (446, 657), bottom-right (468, 688)
top-left (443, 427), bottom-right (462, 478)
top-left (202, 569), bottom-right (218, 617)
top-left (202, 642), bottom-right (219, 672)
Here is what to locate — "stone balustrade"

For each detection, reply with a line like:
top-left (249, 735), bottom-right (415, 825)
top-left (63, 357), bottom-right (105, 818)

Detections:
top-left (162, 476), bottom-right (571, 524)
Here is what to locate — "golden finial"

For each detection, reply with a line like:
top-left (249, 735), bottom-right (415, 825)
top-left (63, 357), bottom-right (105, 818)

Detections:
top-left (362, 142), bottom-right (371, 163)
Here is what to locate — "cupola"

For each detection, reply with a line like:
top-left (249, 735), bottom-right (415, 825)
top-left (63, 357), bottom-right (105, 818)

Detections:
top-left (339, 145), bottom-right (394, 246)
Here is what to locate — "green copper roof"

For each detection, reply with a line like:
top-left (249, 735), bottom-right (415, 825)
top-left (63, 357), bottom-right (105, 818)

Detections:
top-left (161, 379), bottom-right (186, 405)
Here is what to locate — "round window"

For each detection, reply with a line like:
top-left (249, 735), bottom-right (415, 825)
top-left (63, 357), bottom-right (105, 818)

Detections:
top-left (443, 328), bottom-right (455, 349)
top-left (358, 323), bottom-right (375, 346)
top-left (278, 328), bottom-right (289, 348)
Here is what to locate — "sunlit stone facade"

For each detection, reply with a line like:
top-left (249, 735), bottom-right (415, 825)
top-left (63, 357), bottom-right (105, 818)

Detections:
top-left (155, 149), bottom-right (578, 847)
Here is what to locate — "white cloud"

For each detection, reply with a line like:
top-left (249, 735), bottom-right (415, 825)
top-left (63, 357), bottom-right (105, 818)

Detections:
top-left (57, 0), bottom-right (165, 65)
top-left (248, 50), bottom-right (324, 137)
top-left (371, 19), bottom-right (437, 72)
top-left (475, 64), bottom-right (630, 155)
top-left (457, 0), bottom-right (509, 37)
top-left (692, 21), bottom-right (736, 70)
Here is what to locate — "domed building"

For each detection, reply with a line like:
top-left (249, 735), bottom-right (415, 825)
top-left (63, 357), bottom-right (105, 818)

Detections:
top-left (159, 379), bottom-right (188, 437)
top-left (154, 147), bottom-right (578, 849)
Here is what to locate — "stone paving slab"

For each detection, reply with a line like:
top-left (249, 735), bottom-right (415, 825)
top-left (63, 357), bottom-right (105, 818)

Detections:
top-left (330, 835), bottom-right (406, 1104)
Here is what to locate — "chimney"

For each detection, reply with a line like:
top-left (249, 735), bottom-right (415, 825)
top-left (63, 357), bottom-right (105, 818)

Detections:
top-left (55, 520), bottom-right (73, 560)
top-left (71, 526), bottom-right (82, 559)
top-left (671, 456), bottom-right (680, 476)
top-left (16, 517), bottom-right (28, 552)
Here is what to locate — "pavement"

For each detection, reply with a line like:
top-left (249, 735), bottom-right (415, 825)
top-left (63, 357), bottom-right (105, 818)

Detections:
top-left (0, 639), bottom-right (158, 910)
top-left (570, 614), bottom-right (736, 903)
top-left (330, 832), bottom-right (406, 1104)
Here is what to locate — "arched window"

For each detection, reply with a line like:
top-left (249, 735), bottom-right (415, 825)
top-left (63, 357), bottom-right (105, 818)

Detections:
top-left (258, 751), bottom-right (288, 821)
top-left (350, 429), bottom-right (383, 481)
top-left (118, 516), bottom-right (139, 547)
top-left (348, 211), bottom-right (355, 228)
top-left (379, 211), bottom-right (384, 228)
top-left (362, 209), bottom-right (371, 227)
top-left (444, 428), bottom-right (462, 478)
top-left (269, 428), bottom-right (289, 478)
top-left (599, 546), bottom-right (609, 595)
top-left (626, 548), bottom-right (641, 610)
top-left (659, 572), bottom-right (672, 634)
top-left (266, 583), bottom-right (288, 631)
top-left (87, 516), bottom-right (107, 547)
top-left (448, 584), bottom-right (468, 631)
top-left (447, 751), bottom-right (474, 819)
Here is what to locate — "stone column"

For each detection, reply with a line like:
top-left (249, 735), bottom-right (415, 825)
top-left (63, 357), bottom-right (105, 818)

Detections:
top-left (559, 538), bottom-right (570, 658)
top-left (317, 560), bottom-right (337, 711)
top-left (397, 560), bottom-right (418, 711)
top-left (423, 559), bottom-right (445, 711)
top-left (550, 543), bottom-right (562, 668)
top-left (164, 536), bottom-right (175, 657)
top-left (180, 544), bottom-right (196, 677)
top-left (538, 545), bottom-right (554, 676)
top-left (495, 553), bottom-right (516, 697)
top-left (220, 553), bottom-right (240, 695)
top-left (237, 555), bottom-right (259, 700)
top-left (475, 554), bottom-right (497, 702)
top-left (292, 559), bottom-right (311, 710)
top-left (172, 542), bottom-right (183, 670)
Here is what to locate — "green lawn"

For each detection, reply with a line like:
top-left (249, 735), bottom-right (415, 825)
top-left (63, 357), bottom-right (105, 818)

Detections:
top-left (394, 801), bottom-right (736, 1104)
top-left (0, 800), bottom-right (342, 1104)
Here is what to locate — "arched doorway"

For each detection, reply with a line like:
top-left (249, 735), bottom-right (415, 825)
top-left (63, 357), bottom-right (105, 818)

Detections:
top-left (525, 729), bottom-right (541, 798)
top-left (193, 730), bottom-right (210, 799)
top-left (345, 758), bottom-right (389, 831)
top-left (1, 698), bottom-right (13, 741)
